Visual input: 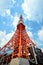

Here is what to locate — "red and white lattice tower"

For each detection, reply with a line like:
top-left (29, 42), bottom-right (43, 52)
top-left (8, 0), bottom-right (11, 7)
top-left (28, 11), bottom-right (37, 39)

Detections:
top-left (0, 15), bottom-right (35, 59)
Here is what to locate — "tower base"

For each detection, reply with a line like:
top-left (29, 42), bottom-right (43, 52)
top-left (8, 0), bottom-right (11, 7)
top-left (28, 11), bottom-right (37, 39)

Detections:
top-left (9, 58), bottom-right (29, 65)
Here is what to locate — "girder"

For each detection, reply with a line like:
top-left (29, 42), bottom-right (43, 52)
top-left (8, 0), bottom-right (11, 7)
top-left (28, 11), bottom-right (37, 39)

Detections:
top-left (0, 15), bottom-right (43, 65)
top-left (0, 15), bottom-right (35, 59)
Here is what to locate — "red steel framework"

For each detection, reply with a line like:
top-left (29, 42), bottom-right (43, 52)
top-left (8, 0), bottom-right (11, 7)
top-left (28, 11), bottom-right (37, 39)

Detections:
top-left (0, 15), bottom-right (35, 59)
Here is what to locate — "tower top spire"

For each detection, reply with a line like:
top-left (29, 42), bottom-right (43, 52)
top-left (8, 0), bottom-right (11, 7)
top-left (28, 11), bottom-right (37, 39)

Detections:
top-left (18, 15), bottom-right (24, 24)
top-left (20, 15), bottom-right (23, 21)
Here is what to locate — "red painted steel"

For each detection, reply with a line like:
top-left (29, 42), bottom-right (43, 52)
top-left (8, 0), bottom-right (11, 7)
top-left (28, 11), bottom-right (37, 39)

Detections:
top-left (0, 15), bottom-right (35, 59)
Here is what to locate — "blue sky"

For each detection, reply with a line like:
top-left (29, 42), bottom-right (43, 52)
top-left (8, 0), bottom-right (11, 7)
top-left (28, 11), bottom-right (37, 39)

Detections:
top-left (0, 0), bottom-right (43, 51)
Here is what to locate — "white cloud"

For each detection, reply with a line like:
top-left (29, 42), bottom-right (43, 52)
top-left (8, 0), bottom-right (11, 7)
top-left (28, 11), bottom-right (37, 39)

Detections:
top-left (0, 31), bottom-right (14, 48)
top-left (0, 0), bottom-right (16, 16)
top-left (27, 31), bottom-right (33, 38)
top-left (6, 9), bottom-right (11, 16)
top-left (12, 13), bottom-right (19, 30)
top-left (22, 0), bottom-right (43, 22)
top-left (12, 0), bottom-right (16, 4)
top-left (5, 9), bottom-right (13, 18)
top-left (26, 25), bottom-right (32, 31)
top-left (38, 28), bottom-right (43, 41)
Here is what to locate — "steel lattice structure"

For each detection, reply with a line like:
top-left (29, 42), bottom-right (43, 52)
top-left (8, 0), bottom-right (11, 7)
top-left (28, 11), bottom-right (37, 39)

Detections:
top-left (0, 15), bottom-right (35, 59)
